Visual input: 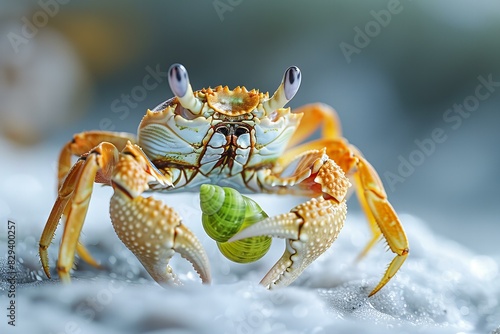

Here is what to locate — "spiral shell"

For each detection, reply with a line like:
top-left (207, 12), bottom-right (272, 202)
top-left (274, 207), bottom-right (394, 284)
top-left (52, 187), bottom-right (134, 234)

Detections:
top-left (200, 184), bottom-right (272, 263)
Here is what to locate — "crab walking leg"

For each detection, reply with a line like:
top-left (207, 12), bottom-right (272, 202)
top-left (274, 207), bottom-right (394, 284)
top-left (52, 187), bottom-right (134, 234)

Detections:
top-left (76, 242), bottom-right (102, 269)
top-left (308, 140), bottom-right (408, 295)
top-left (260, 127), bottom-right (408, 296)
top-left (109, 145), bottom-right (211, 284)
top-left (42, 139), bottom-right (210, 284)
top-left (56, 132), bottom-right (137, 268)
top-left (286, 103), bottom-right (342, 149)
top-left (230, 197), bottom-right (347, 288)
top-left (56, 154), bottom-right (100, 282)
top-left (56, 143), bottom-right (120, 282)
top-left (42, 196), bottom-right (103, 274)
top-left (58, 131), bottom-right (136, 188)
top-left (351, 153), bottom-right (383, 262)
top-left (39, 159), bottom-right (85, 278)
top-left (286, 138), bottom-right (409, 295)
top-left (57, 132), bottom-right (137, 267)
top-left (353, 155), bottom-right (409, 296)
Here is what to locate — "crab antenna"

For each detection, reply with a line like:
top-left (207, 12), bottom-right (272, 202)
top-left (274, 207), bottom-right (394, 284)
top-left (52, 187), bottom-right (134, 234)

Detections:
top-left (263, 66), bottom-right (301, 113)
top-left (168, 64), bottom-right (203, 114)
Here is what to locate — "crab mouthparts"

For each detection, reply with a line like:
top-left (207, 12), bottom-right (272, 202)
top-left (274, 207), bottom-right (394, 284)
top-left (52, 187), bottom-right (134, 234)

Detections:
top-left (202, 122), bottom-right (252, 172)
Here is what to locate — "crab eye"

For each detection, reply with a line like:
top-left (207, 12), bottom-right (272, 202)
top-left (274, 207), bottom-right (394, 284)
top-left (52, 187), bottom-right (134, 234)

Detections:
top-left (283, 66), bottom-right (301, 101)
top-left (263, 66), bottom-right (301, 114)
top-left (167, 63), bottom-right (203, 114)
top-left (168, 64), bottom-right (189, 98)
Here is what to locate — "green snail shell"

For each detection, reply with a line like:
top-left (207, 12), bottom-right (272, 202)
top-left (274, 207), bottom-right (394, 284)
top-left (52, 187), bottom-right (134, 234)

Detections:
top-left (200, 185), bottom-right (246, 242)
top-left (200, 184), bottom-right (272, 263)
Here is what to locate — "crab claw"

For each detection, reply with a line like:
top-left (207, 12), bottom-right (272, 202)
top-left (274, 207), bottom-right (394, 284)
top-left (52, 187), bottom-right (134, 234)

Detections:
top-left (263, 66), bottom-right (301, 114)
top-left (229, 197), bottom-right (346, 288)
top-left (168, 63), bottom-right (203, 114)
top-left (110, 192), bottom-right (211, 285)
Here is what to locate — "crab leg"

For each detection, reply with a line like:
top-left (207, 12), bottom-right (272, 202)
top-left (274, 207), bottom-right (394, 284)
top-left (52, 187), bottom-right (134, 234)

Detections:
top-left (58, 131), bottom-right (136, 188)
top-left (39, 159), bottom-right (85, 278)
top-left (351, 152), bottom-right (409, 296)
top-left (57, 153), bottom-right (102, 282)
top-left (41, 139), bottom-right (211, 285)
top-left (76, 242), bottom-right (102, 269)
top-left (286, 103), bottom-right (342, 149)
top-left (281, 136), bottom-right (410, 294)
top-left (281, 102), bottom-right (409, 295)
top-left (40, 161), bottom-right (102, 276)
top-left (53, 142), bottom-right (120, 281)
top-left (54, 132), bottom-right (137, 268)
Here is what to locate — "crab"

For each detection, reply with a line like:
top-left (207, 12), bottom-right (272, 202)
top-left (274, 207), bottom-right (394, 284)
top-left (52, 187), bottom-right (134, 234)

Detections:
top-left (39, 64), bottom-right (409, 296)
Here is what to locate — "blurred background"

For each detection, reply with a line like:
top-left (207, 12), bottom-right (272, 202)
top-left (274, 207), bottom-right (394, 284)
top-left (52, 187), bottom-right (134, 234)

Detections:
top-left (1, 0), bottom-right (499, 253)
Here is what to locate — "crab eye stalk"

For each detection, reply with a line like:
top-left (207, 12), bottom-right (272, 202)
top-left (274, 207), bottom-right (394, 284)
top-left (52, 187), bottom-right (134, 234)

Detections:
top-left (168, 64), bottom-right (203, 114)
top-left (263, 66), bottom-right (301, 114)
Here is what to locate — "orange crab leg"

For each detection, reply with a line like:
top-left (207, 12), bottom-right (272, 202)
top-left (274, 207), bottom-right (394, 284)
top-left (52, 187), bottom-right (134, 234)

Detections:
top-left (41, 142), bottom-right (120, 280)
top-left (285, 139), bottom-right (409, 268)
top-left (41, 139), bottom-right (211, 285)
top-left (39, 159), bottom-right (85, 278)
top-left (286, 103), bottom-right (342, 149)
top-left (58, 131), bottom-right (136, 188)
top-left (76, 242), bottom-right (102, 269)
top-left (352, 153), bottom-right (409, 296)
top-left (56, 143), bottom-right (119, 282)
top-left (278, 103), bottom-right (408, 296)
top-left (56, 131), bottom-right (136, 268)
top-left (57, 154), bottom-right (101, 282)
